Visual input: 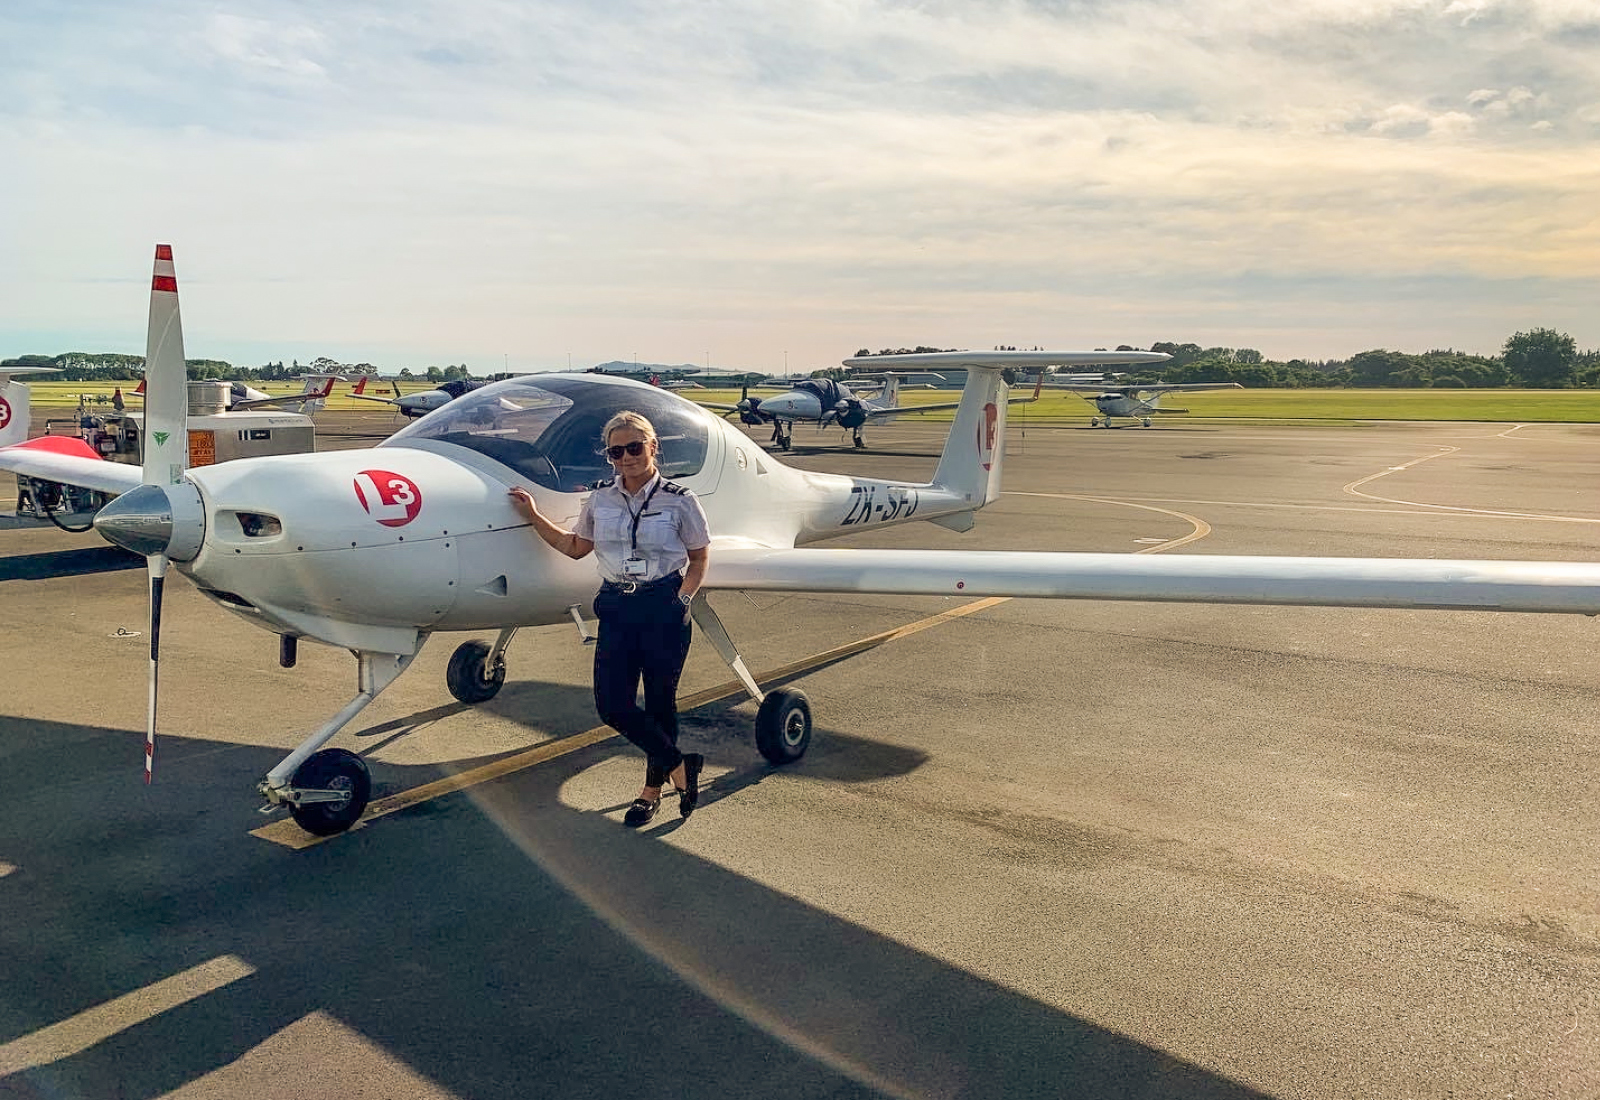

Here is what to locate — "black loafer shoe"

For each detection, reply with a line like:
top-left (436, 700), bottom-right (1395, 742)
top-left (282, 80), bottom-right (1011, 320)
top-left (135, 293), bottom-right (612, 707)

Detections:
top-left (623, 797), bottom-right (660, 827)
top-left (677, 754), bottom-right (704, 819)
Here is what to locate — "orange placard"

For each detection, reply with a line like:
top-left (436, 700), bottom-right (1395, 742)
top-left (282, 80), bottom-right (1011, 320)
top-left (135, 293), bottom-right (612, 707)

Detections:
top-left (188, 429), bottom-right (217, 467)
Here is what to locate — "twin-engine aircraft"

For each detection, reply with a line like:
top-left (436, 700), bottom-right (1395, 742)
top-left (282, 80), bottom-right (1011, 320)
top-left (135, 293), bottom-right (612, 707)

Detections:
top-left (6, 246), bottom-right (1600, 842)
top-left (704, 370), bottom-right (1060, 451)
top-left (349, 376), bottom-right (492, 418)
top-left (1048, 380), bottom-right (1244, 427)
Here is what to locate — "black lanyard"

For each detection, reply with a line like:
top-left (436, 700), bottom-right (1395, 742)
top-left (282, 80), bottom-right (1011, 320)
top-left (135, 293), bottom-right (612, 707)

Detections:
top-left (626, 479), bottom-right (662, 553)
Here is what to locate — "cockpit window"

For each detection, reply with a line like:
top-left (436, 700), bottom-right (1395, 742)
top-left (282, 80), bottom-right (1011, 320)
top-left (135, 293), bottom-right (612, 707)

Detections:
top-left (383, 376), bottom-right (710, 492)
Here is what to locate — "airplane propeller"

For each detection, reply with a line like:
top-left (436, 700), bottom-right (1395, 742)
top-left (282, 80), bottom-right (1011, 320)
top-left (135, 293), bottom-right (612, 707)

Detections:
top-left (92, 245), bottom-right (206, 782)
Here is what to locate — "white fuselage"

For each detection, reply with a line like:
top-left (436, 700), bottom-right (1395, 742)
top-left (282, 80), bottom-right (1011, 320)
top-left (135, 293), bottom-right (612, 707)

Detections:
top-left (178, 376), bottom-right (962, 655)
top-left (1094, 393), bottom-right (1158, 419)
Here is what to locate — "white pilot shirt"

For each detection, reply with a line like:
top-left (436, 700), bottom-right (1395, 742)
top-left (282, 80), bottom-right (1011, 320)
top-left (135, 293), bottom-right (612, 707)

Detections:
top-left (573, 473), bottom-right (711, 584)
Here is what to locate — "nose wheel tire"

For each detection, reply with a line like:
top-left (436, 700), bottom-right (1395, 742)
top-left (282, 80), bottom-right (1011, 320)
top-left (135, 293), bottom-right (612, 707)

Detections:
top-left (288, 748), bottom-right (371, 836)
top-left (447, 639), bottom-right (505, 704)
top-left (755, 687), bottom-right (812, 765)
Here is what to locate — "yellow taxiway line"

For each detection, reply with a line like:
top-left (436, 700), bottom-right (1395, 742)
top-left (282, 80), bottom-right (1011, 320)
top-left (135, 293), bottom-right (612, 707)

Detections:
top-left (251, 596), bottom-right (1011, 850)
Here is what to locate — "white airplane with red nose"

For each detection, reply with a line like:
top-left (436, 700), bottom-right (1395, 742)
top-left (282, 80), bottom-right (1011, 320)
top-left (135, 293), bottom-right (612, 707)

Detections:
top-left (6, 245), bottom-right (1600, 840)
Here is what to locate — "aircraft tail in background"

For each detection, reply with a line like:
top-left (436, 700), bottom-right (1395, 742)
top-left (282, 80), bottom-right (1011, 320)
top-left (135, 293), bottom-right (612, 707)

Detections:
top-left (0, 367), bottom-right (58, 448)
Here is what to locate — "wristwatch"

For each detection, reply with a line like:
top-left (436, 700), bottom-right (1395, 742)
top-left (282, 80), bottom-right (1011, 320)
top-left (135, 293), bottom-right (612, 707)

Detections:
top-left (678, 592), bottom-right (694, 607)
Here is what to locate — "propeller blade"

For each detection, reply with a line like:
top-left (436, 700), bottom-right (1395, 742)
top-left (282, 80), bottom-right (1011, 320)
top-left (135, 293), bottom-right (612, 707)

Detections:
top-left (145, 553), bottom-right (168, 783)
top-left (140, 244), bottom-right (188, 782)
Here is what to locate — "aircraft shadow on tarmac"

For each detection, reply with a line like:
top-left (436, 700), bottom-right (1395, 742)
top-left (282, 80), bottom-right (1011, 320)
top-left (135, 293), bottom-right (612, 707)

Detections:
top-left (0, 546), bottom-right (144, 582)
top-left (0, 696), bottom-right (1272, 1100)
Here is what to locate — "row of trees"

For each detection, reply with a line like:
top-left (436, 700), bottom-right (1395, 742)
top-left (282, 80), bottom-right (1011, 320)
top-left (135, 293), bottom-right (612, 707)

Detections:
top-left (8, 330), bottom-right (1596, 390)
top-left (854, 330), bottom-right (1598, 389)
top-left (0, 352), bottom-right (476, 386)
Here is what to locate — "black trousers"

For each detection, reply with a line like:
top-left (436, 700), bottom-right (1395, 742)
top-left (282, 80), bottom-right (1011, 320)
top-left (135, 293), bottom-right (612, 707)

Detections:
top-left (592, 577), bottom-right (693, 784)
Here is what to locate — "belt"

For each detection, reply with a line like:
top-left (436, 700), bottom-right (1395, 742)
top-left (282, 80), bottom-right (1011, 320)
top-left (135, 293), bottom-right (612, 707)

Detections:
top-left (601, 573), bottom-right (682, 595)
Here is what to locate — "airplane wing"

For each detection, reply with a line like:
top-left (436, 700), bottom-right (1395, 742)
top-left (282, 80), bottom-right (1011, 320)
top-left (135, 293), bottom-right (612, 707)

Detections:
top-left (862, 375), bottom-right (1045, 418)
top-left (0, 436), bottom-right (143, 496)
top-left (1051, 382), bottom-right (1243, 396)
top-left (705, 547), bottom-right (1600, 614)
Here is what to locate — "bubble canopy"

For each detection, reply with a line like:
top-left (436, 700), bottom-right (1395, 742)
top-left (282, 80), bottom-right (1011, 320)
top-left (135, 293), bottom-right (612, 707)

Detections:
top-left (382, 375), bottom-right (711, 493)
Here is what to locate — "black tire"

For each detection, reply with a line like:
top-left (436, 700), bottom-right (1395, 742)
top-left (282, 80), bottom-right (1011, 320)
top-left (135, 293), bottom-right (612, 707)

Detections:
top-left (289, 748), bottom-right (371, 836)
top-left (755, 688), bottom-right (812, 765)
top-left (447, 639), bottom-right (505, 704)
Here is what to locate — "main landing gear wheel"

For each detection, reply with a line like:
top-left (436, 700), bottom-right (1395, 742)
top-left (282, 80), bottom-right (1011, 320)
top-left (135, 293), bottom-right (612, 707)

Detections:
top-left (289, 748), bottom-right (371, 836)
top-left (447, 639), bottom-right (505, 703)
top-left (755, 687), bottom-right (812, 765)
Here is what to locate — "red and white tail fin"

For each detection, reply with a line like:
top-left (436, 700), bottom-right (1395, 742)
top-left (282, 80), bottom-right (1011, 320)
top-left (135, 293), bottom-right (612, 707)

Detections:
top-left (842, 349), bottom-right (1174, 521)
top-left (352, 376), bottom-right (369, 396)
top-left (0, 368), bottom-right (51, 447)
top-left (134, 377), bottom-right (147, 396)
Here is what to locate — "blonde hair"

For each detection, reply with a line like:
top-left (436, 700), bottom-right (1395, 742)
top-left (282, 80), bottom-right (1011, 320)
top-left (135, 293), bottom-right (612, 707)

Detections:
top-left (602, 411), bottom-right (657, 448)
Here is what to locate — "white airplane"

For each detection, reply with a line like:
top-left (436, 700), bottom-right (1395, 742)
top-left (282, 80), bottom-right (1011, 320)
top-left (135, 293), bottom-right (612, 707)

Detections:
top-left (705, 370), bottom-right (1063, 451)
top-left (224, 375), bottom-right (339, 415)
top-left (1049, 380), bottom-right (1244, 427)
top-left (7, 246), bottom-right (1600, 842)
top-left (349, 376), bottom-right (492, 418)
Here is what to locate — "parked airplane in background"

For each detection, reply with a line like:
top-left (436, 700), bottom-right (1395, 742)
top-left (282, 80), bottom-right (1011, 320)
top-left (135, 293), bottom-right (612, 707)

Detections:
top-left (0, 365), bottom-right (60, 447)
top-left (7, 247), bottom-right (1600, 844)
top-left (225, 375), bottom-right (339, 415)
top-left (350, 376), bottom-right (492, 418)
top-left (1049, 380), bottom-right (1245, 427)
top-left (707, 370), bottom-right (1061, 450)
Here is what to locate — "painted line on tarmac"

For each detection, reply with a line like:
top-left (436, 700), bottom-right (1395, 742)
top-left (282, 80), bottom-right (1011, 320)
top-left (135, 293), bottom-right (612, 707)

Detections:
top-left (0, 955), bottom-right (256, 1074)
top-left (1343, 446), bottom-right (1600, 522)
top-left (1002, 493), bottom-right (1212, 553)
top-left (251, 596), bottom-right (1011, 850)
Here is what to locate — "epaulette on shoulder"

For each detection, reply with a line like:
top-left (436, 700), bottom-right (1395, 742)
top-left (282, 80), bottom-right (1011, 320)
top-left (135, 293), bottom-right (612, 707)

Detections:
top-left (592, 477), bottom-right (616, 489)
top-left (660, 480), bottom-right (690, 495)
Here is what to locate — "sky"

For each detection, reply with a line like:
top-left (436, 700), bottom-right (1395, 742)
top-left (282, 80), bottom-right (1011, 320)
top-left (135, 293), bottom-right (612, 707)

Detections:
top-left (3, 0), bottom-right (1597, 374)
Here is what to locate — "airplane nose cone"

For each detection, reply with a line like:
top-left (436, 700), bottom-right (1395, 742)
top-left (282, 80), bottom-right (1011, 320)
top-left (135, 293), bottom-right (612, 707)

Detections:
top-left (94, 481), bottom-right (207, 562)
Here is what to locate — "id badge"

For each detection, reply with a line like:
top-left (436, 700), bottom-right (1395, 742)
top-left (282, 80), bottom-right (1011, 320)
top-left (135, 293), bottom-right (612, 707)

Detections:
top-left (623, 555), bottom-right (648, 577)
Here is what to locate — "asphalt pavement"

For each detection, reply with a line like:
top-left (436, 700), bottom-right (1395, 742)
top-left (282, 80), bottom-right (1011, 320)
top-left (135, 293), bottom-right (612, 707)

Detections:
top-left (1, 410), bottom-right (1597, 1099)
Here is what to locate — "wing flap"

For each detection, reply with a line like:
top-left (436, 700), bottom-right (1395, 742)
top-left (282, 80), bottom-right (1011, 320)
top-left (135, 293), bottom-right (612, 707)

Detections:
top-left (706, 547), bottom-right (1600, 615)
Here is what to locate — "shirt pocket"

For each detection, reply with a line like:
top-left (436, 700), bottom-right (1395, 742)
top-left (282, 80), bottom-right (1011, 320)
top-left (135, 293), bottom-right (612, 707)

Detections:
top-left (592, 504), bottom-right (633, 547)
top-left (636, 510), bottom-right (677, 550)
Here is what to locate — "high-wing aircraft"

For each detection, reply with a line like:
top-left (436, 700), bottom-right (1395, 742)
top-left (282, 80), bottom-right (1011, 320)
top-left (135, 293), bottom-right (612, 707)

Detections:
top-left (1048, 380), bottom-right (1244, 427)
top-left (704, 370), bottom-right (1063, 451)
top-left (7, 246), bottom-right (1600, 843)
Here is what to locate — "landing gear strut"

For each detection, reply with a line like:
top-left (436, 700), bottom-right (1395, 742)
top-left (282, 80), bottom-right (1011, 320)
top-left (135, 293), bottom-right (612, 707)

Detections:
top-left (688, 598), bottom-right (813, 766)
top-left (852, 428), bottom-right (866, 449)
top-left (259, 645), bottom-right (422, 835)
top-left (772, 422), bottom-right (793, 451)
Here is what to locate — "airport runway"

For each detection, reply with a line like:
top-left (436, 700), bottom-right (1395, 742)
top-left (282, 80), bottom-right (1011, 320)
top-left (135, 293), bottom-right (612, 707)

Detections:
top-left (2, 411), bottom-right (1598, 1099)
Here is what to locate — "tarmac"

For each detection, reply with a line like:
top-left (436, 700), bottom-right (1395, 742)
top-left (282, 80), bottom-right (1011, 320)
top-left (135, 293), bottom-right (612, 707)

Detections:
top-left (2, 409), bottom-right (1598, 1099)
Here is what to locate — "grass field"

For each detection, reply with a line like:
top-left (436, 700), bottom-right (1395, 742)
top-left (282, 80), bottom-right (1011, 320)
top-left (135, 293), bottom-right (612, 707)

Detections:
top-left (16, 381), bottom-right (1600, 423)
top-left (693, 386), bottom-right (1600, 424)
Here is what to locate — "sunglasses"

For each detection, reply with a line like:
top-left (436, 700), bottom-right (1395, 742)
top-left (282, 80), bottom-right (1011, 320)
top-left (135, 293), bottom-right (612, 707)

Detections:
top-left (604, 440), bottom-right (648, 460)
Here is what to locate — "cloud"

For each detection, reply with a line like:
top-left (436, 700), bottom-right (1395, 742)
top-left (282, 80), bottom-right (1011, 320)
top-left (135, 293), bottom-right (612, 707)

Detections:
top-left (2, 0), bottom-right (1597, 365)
